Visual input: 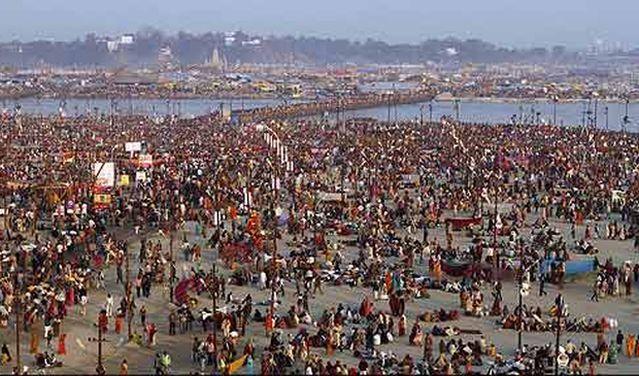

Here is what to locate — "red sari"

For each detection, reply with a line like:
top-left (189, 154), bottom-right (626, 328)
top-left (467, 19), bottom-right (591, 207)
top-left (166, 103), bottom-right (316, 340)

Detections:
top-left (65, 287), bottom-right (75, 307)
top-left (57, 333), bottom-right (67, 355)
top-left (265, 313), bottom-right (274, 334)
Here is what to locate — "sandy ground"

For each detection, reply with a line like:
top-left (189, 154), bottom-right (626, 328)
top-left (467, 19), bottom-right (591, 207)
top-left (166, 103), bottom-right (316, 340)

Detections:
top-left (1, 205), bottom-right (639, 375)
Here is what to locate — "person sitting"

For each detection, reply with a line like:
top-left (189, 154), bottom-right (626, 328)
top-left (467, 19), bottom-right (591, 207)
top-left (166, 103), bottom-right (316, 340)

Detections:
top-left (608, 340), bottom-right (618, 364)
top-left (409, 321), bottom-right (423, 346)
top-left (359, 296), bottom-right (374, 318)
top-left (287, 307), bottom-right (300, 328)
top-left (253, 309), bottom-right (264, 322)
top-left (44, 352), bottom-right (61, 368)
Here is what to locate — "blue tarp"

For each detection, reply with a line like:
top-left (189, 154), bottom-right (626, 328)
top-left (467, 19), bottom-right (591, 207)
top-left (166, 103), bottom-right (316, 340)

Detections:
top-left (541, 258), bottom-right (595, 276)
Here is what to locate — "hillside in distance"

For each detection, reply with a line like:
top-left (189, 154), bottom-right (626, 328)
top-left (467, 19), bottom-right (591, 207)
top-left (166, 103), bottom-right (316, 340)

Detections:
top-left (0, 29), bottom-right (578, 68)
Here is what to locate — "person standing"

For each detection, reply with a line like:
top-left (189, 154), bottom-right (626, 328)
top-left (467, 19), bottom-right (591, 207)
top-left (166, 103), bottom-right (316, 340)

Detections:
top-left (590, 281), bottom-right (599, 302)
top-left (57, 333), bottom-right (67, 355)
top-left (539, 274), bottom-right (547, 296)
top-left (626, 334), bottom-right (635, 358)
top-left (168, 311), bottom-right (176, 336)
top-left (106, 294), bottom-right (114, 317)
top-left (1, 343), bottom-right (11, 364)
top-left (120, 359), bottom-right (129, 375)
top-left (616, 330), bottom-right (624, 352)
top-left (140, 305), bottom-right (147, 327)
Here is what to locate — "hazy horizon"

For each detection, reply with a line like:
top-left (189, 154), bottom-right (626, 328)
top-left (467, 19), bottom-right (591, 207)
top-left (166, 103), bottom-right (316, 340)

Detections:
top-left (2, 0), bottom-right (638, 49)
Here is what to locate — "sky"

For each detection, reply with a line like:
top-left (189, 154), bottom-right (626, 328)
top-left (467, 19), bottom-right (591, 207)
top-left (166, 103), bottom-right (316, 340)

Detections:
top-left (2, 0), bottom-right (638, 48)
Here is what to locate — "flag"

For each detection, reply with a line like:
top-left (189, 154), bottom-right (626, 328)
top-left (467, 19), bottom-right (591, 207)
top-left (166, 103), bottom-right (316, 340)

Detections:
top-left (228, 355), bottom-right (248, 374)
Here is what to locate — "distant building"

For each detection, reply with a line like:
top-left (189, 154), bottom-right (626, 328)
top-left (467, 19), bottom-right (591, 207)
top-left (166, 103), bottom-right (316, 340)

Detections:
top-left (107, 41), bottom-right (119, 53)
top-left (224, 32), bottom-right (236, 47)
top-left (120, 34), bottom-right (135, 45)
top-left (242, 39), bottom-right (261, 46)
top-left (158, 46), bottom-right (177, 69)
top-left (104, 34), bottom-right (135, 53)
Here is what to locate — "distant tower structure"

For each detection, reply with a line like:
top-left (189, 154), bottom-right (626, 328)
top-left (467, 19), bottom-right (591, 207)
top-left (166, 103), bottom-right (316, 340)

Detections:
top-left (208, 48), bottom-right (226, 72)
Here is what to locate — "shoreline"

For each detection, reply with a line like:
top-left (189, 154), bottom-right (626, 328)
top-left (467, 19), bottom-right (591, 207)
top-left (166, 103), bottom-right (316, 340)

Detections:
top-left (4, 94), bottom-right (638, 105)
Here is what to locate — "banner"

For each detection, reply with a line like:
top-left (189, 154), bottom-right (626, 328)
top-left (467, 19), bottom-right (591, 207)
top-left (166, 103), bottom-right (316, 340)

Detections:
top-left (228, 355), bottom-right (248, 374)
top-left (136, 171), bottom-right (147, 182)
top-left (93, 162), bottom-right (115, 188)
top-left (221, 103), bottom-right (232, 121)
top-left (93, 194), bottom-right (112, 209)
top-left (125, 142), bottom-right (142, 152)
top-left (118, 175), bottom-right (130, 187)
top-left (138, 154), bottom-right (153, 168)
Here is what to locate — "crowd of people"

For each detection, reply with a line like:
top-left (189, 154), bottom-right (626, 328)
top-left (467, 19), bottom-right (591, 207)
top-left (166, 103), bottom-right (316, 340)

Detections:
top-left (0, 100), bottom-right (638, 374)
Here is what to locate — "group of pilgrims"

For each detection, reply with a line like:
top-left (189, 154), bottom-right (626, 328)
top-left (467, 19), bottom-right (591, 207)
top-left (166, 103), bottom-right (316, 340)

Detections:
top-left (0, 103), bottom-right (639, 374)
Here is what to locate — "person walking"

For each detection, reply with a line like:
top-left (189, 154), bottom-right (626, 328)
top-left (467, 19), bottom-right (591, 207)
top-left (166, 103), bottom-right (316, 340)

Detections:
top-left (590, 281), bottom-right (599, 302)
top-left (106, 294), bottom-right (114, 317)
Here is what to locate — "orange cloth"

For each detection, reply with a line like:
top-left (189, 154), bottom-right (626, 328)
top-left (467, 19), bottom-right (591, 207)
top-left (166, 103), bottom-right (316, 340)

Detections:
top-left (265, 313), bottom-right (274, 332)
top-left (115, 316), bottom-right (123, 334)
top-left (29, 330), bottom-right (39, 354)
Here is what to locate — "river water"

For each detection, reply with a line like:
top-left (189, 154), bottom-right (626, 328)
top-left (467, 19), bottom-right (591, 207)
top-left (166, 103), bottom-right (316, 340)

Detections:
top-left (4, 97), bottom-right (638, 131)
top-left (2, 97), bottom-right (289, 118)
top-left (336, 100), bottom-right (638, 131)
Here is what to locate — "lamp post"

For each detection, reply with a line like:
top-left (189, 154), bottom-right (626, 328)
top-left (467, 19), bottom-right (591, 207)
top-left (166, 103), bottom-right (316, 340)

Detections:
top-left (202, 264), bottom-right (219, 373)
top-left (89, 318), bottom-right (108, 375)
top-left (517, 258), bottom-right (541, 353)
top-left (429, 101), bottom-right (433, 122)
top-left (554, 294), bottom-right (565, 376)
top-left (13, 248), bottom-right (22, 375)
top-left (622, 98), bottom-right (630, 133)
top-left (256, 123), bottom-right (285, 329)
top-left (124, 242), bottom-right (132, 339)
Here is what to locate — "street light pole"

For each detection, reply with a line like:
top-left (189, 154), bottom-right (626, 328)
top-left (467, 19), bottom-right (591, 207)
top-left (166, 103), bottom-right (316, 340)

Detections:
top-left (387, 94), bottom-right (391, 124)
top-left (269, 165), bottom-right (279, 326)
top-left (169, 216), bottom-right (174, 304)
top-left (98, 324), bottom-right (103, 374)
top-left (14, 251), bottom-right (21, 375)
top-left (125, 242), bottom-right (132, 340)
top-left (517, 248), bottom-right (523, 352)
top-left (168, 204), bottom-right (175, 303)
top-left (211, 264), bottom-right (218, 373)
top-left (429, 102), bottom-right (433, 122)
top-left (256, 123), bottom-right (283, 332)
top-left (554, 296), bottom-right (563, 376)
top-left (89, 321), bottom-right (107, 375)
